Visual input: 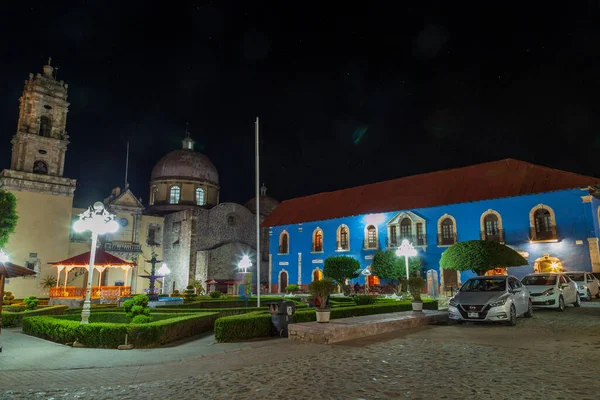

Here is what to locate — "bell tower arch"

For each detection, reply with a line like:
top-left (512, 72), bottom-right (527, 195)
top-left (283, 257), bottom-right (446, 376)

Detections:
top-left (11, 58), bottom-right (71, 177)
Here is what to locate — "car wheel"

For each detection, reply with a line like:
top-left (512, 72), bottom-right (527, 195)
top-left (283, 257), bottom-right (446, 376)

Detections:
top-left (586, 289), bottom-right (592, 301)
top-left (506, 305), bottom-right (517, 326)
top-left (524, 300), bottom-right (533, 318)
top-left (557, 295), bottom-right (565, 312)
top-left (574, 294), bottom-right (581, 307)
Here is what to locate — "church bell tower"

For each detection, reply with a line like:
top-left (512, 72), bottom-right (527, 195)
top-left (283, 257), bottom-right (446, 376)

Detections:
top-left (10, 58), bottom-right (71, 177)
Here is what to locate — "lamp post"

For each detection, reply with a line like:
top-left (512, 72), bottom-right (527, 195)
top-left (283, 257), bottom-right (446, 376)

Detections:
top-left (73, 202), bottom-right (119, 324)
top-left (157, 263), bottom-right (170, 294)
top-left (239, 255), bottom-right (252, 306)
top-left (396, 239), bottom-right (417, 294)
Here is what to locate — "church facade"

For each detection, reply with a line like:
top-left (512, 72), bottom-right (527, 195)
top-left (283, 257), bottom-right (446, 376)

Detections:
top-left (262, 159), bottom-right (600, 294)
top-left (1, 61), bottom-right (275, 298)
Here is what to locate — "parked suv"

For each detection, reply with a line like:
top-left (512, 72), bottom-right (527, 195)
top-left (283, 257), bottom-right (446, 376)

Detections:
top-left (521, 273), bottom-right (580, 311)
top-left (448, 275), bottom-right (532, 326)
top-left (564, 271), bottom-right (599, 300)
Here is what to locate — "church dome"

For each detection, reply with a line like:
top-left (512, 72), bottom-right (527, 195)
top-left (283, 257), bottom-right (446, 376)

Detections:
top-left (245, 184), bottom-right (279, 216)
top-left (151, 138), bottom-right (219, 185)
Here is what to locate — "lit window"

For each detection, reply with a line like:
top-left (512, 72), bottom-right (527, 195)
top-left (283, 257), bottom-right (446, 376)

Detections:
top-left (195, 188), bottom-right (205, 206)
top-left (366, 225), bottom-right (378, 248)
top-left (169, 186), bottom-right (181, 204)
top-left (313, 229), bottom-right (323, 252)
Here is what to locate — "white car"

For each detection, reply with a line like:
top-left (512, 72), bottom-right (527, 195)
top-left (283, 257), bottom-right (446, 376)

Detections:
top-left (521, 273), bottom-right (580, 311)
top-left (564, 272), bottom-right (600, 300)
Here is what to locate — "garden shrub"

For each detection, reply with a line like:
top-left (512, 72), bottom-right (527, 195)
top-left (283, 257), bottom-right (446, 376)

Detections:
top-left (123, 294), bottom-right (150, 319)
top-left (352, 294), bottom-right (376, 305)
top-left (1, 305), bottom-right (68, 327)
top-left (23, 312), bottom-right (218, 348)
top-left (3, 291), bottom-right (14, 305)
top-left (184, 285), bottom-right (197, 301)
top-left (285, 284), bottom-right (300, 293)
top-left (132, 315), bottom-right (153, 324)
top-left (209, 291), bottom-right (222, 298)
top-left (23, 296), bottom-right (39, 310)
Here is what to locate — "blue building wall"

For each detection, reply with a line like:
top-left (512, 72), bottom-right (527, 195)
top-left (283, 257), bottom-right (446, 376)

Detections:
top-left (268, 188), bottom-right (600, 293)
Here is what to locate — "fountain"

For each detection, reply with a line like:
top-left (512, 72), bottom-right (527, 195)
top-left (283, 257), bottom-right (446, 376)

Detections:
top-left (135, 244), bottom-right (183, 308)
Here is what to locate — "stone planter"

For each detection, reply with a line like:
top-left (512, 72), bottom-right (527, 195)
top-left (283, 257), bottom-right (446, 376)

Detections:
top-left (316, 308), bottom-right (331, 323)
top-left (411, 301), bottom-right (423, 311)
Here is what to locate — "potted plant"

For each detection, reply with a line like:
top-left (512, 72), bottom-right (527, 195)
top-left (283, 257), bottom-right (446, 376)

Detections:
top-left (309, 278), bottom-right (336, 323)
top-left (408, 276), bottom-right (425, 311)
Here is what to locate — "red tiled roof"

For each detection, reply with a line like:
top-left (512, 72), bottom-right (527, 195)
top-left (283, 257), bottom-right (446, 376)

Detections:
top-left (49, 249), bottom-right (135, 267)
top-left (262, 159), bottom-right (600, 227)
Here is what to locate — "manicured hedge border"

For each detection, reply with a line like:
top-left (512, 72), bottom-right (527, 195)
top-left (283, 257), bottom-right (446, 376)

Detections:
top-left (23, 312), bottom-right (218, 348)
top-left (160, 297), bottom-right (303, 309)
top-left (1, 305), bottom-right (68, 328)
top-left (214, 300), bottom-right (438, 342)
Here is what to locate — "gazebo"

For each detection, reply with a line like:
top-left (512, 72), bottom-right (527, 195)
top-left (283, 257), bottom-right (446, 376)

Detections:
top-left (49, 249), bottom-right (135, 304)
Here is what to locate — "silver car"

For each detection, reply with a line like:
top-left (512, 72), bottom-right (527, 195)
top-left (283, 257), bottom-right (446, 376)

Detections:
top-left (448, 275), bottom-right (533, 326)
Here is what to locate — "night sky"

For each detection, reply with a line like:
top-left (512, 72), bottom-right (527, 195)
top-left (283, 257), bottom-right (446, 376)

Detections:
top-left (2, 1), bottom-right (600, 208)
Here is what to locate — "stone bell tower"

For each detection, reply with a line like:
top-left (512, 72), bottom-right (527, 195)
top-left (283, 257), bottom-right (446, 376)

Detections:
top-left (10, 58), bottom-right (71, 177)
top-left (0, 59), bottom-right (77, 299)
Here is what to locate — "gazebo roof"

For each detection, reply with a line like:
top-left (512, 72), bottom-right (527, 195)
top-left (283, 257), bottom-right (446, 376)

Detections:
top-left (49, 249), bottom-right (135, 268)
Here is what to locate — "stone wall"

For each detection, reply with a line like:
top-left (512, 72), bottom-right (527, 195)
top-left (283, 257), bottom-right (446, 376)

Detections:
top-left (162, 209), bottom-right (193, 293)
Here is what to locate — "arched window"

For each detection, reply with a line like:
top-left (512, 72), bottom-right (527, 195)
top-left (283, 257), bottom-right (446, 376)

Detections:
top-left (32, 160), bottom-right (48, 174)
top-left (313, 228), bottom-right (323, 252)
top-left (169, 186), bottom-right (181, 204)
top-left (534, 208), bottom-right (554, 240)
top-left (312, 268), bottom-right (323, 282)
top-left (400, 218), bottom-right (412, 238)
top-left (39, 116), bottom-right (52, 137)
top-left (195, 188), bottom-right (205, 206)
top-left (365, 225), bottom-right (378, 249)
top-left (438, 215), bottom-right (457, 246)
top-left (484, 214), bottom-right (500, 241)
top-left (336, 225), bottom-right (350, 250)
top-left (279, 231), bottom-right (289, 254)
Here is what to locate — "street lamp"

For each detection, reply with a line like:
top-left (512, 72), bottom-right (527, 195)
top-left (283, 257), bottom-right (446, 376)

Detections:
top-left (157, 263), bottom-right (170, 294)
top-left (396, 239), bottom-right (417, 293)
top-left (73, 202), bottom-right (119, 324)
top-left (239, 254), bottom-right (252, 274)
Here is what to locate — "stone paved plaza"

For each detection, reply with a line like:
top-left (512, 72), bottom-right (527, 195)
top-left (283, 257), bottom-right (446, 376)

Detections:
top-left (2, 302), bottom-right (600, 399)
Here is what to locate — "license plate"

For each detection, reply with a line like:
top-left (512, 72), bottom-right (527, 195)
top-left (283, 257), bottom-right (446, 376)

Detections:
top-left (468, 312), bottom-right (479, 318)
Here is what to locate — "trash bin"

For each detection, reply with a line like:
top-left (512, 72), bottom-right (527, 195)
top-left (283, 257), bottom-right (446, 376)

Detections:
top-left (267, 301), bottom-right (296, 337)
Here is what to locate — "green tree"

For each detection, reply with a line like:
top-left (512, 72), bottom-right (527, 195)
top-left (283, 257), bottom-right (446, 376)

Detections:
top-left (323, 256), bottom-right (360, 295)
top-left (0, 190), bottom-right (18, 248)
top-left (370, 250), bottom-right (422, 293)
top-left (440, 240), bottom-right (528, 276)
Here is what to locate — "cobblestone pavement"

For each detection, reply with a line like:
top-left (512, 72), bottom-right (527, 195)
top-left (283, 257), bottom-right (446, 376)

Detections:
top-left (3, 301), bottom-right (600, 399)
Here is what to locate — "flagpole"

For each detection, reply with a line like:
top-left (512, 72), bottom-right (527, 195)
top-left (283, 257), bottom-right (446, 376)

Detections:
top-left (255, 117), bottom-right (261, 307)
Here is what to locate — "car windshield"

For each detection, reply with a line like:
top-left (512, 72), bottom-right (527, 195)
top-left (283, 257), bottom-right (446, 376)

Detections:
top-left (522, 275), bottom-right (557, 286)
top-left (460, 278), bottom-right (506, 292)
top-left (566, 273), bottom-right (584, 281)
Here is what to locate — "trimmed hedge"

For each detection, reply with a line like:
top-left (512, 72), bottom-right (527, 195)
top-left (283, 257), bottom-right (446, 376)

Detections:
top-left (1, 305), bottom-right (68, 328)
top-left (63, 304), bottom-right (118, 314)
top-left (214, 300), bottom-right (438, 342)
top-left (160, 297), bottom-right (305, 309)
top-left (52, 312), bottom-right (181, 323)
top-left (22, 312), bottom-right (218, 348)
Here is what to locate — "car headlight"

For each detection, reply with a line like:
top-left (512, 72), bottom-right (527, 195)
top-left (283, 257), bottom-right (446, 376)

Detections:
top-left (449, 299), bottom-right (458, 307)
top-left (579, 285), bottom-right (587, 290)
top-left (489, 298), bottom-right (507, 308)
top-left (542, 288), bottom-right (555, 296)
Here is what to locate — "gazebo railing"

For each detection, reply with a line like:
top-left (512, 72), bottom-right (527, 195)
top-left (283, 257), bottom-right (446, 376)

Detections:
top-left (50, 286), bottom-right (131, 299)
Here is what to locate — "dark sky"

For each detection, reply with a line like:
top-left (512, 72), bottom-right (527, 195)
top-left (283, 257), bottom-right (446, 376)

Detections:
top-left (2, 1), bottom-right (600, 208)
